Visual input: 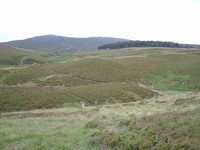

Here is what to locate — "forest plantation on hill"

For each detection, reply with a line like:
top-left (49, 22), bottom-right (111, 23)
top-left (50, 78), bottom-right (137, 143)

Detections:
top-left (98, 40), bottom-right (193, 49)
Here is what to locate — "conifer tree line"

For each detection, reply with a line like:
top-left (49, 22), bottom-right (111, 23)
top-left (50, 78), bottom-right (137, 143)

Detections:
top-left (97, 40), bottom-right (193, 49)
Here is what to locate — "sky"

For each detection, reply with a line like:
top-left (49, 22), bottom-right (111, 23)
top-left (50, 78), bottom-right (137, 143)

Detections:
top-left (0, 0), bottom-right (200, 44)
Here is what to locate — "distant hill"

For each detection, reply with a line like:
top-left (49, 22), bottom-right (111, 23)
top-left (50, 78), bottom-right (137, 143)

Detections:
top-left (1, 35), bottom-right (127, 52)
top-left (0, 45), bottom-right (49, 65)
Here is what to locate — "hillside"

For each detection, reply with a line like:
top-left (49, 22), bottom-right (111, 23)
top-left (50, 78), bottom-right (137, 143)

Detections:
top-left (0, 47), bottom-right (200, 149)
top-left (0, 45), bottom-right (50, 65)
top-left (1, 35), bottom-right (127, 52)
top-left (4, 47), bottom-right (200, 87)
top-left (1, 47), bottom-right (200, 112)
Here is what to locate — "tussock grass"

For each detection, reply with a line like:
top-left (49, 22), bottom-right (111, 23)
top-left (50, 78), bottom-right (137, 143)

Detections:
top-left (92, 109), bottom-right (200, 150)
top-left (0, 92), bottom-right (199, 150)
top-left (85, 92), bottom-right (200, 150)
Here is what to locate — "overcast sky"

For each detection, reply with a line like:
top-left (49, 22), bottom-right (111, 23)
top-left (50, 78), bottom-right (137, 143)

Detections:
top-left (0, 0), bottom-right (200, 44)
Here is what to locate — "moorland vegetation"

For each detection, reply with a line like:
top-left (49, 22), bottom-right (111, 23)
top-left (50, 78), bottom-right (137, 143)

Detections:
top-left (0, 45), bottom-right (200, 149)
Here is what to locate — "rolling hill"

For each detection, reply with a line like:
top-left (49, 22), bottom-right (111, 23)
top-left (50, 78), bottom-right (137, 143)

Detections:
top-left (0, 47), bottom-right (200, 149)
top-left (1, 35), bottom-right (127, 52)
top-left (1, 47), bottom-right (200, 112)
top-left (0, 44), bottom-right (50, 65)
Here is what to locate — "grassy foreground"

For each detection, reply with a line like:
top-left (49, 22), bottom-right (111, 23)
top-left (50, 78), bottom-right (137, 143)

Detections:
top-left (0, 91), bottom-right (200, 150)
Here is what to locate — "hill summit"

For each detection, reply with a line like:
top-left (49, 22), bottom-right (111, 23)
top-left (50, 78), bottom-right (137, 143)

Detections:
top-left (1, 35), bottom-right (127, 52)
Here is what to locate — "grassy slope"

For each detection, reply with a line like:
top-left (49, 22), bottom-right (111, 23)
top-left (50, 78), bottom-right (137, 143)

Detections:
top-left (0, 45), bottom-right (50, 65)
top-left (1, 47), bottom-right (200, 112)
top-left (4, 48), bottom-right (200, 90)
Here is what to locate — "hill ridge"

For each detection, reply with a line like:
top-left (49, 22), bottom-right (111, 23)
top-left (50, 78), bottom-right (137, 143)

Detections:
top-left (1, 35), bottom-right (127, 52)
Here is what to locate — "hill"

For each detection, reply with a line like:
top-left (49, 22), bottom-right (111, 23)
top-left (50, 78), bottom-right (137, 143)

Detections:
top-left (1, 35), bottom-right (127, 52)
top-left (0, 44), bottom-right (50, 65)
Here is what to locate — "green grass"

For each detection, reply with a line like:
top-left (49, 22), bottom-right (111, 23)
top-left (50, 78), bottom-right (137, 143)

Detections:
top-left (41, 53), bottom-right (79, 63)
top-left (143, 71), bottom-right (199, 91)
top-left (41, 53), bottom-right (58, 58)
top-left (51, 55), bottom-right (79, 62)
top-left (0, 62), bottom-right (12, 66)
top-left (0, 66), bottom-right (30, 86)
top-left (0, 44), bottom-right (50, 65)
top-left (0, 73), bottom-right (10, 85)
top-left (0, 117), bottom-right (98, 150)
